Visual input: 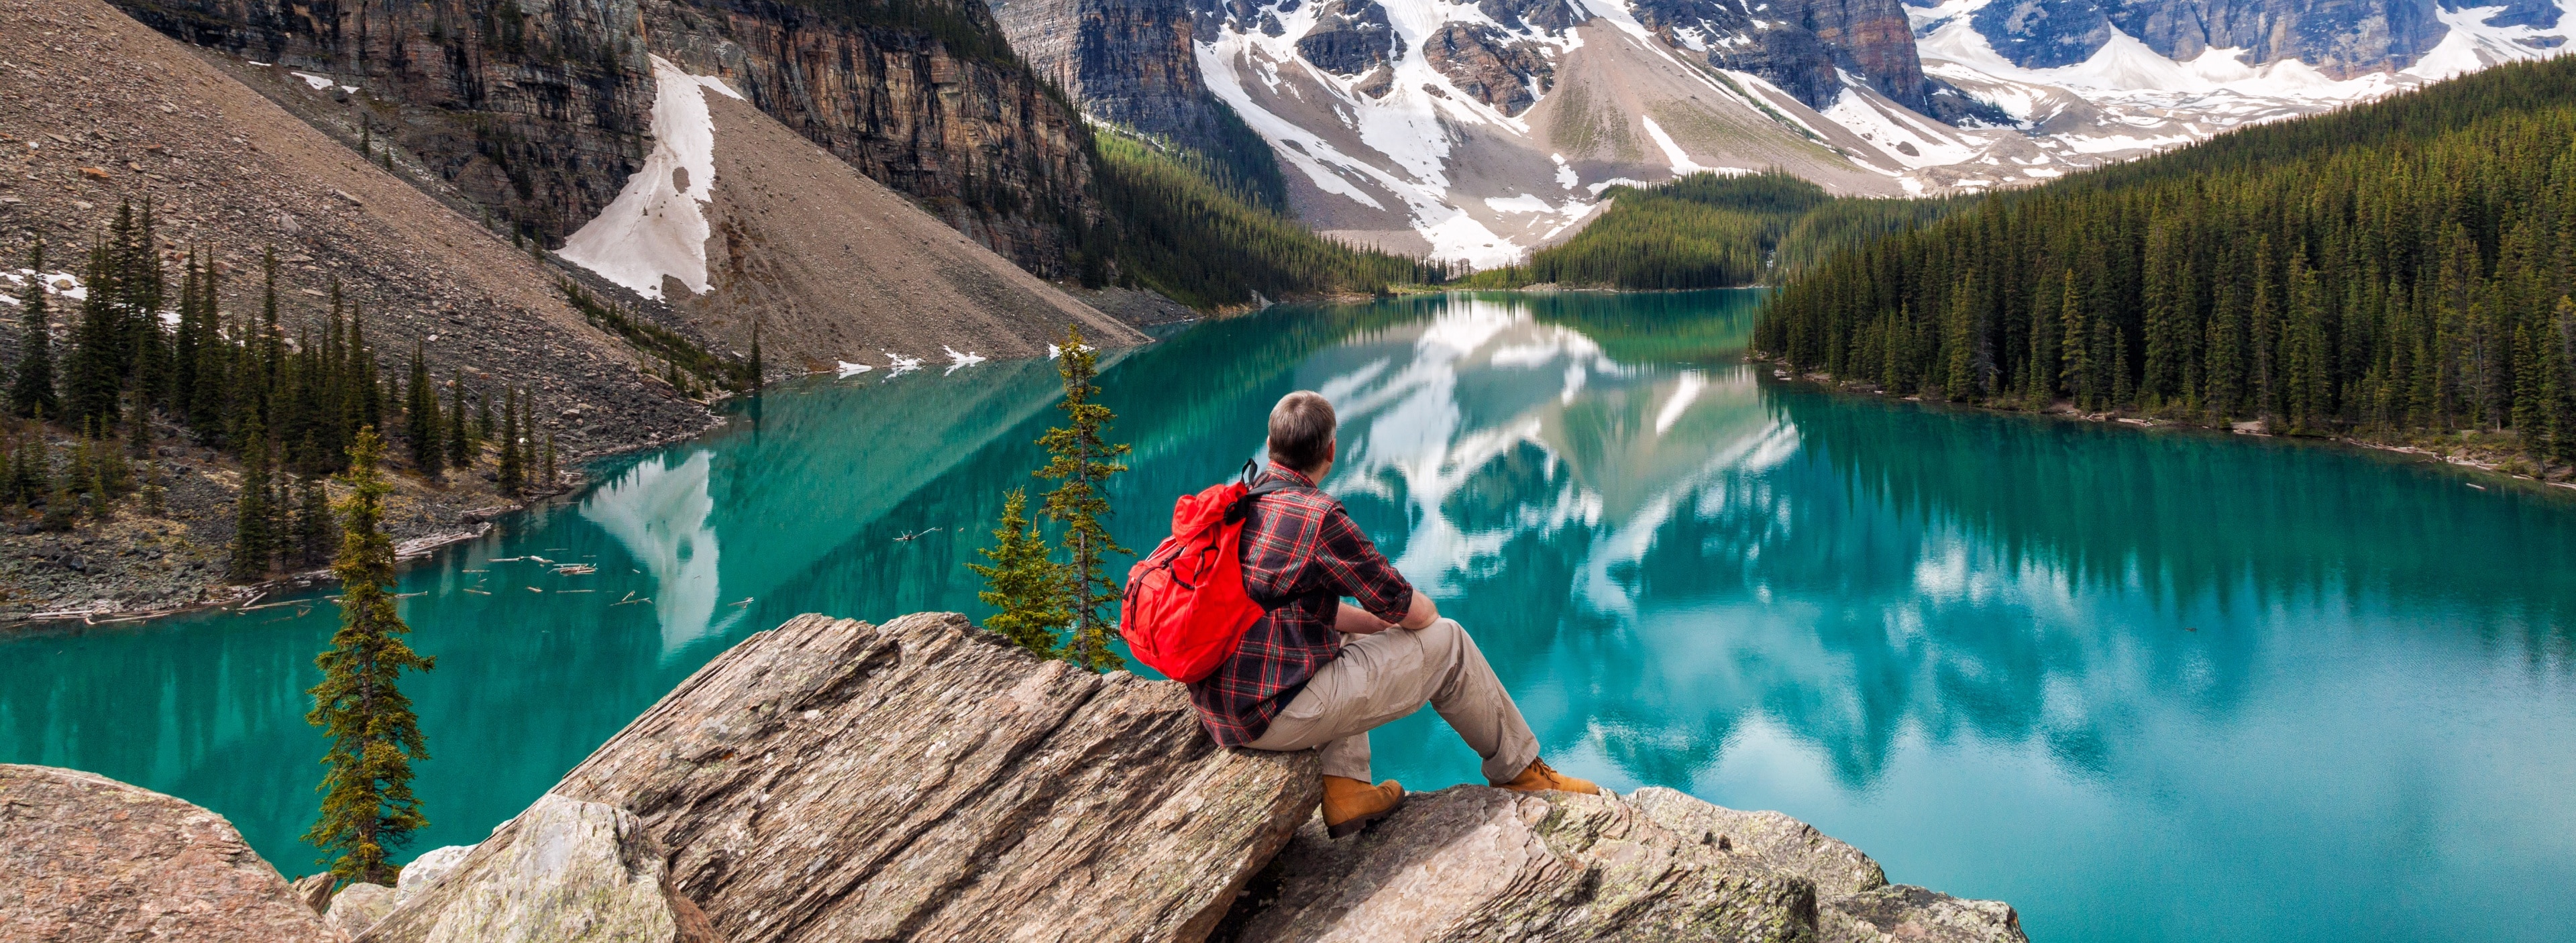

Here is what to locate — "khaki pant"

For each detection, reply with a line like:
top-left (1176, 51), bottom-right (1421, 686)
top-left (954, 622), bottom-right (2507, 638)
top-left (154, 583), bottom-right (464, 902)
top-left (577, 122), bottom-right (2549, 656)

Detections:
top-left (1242, 618), bottom-right (1540, 785)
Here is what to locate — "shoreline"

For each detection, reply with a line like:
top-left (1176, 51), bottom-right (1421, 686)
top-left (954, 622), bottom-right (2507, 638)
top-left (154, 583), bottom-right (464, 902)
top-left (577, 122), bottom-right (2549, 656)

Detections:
top-left (1752, 355), bottom-right (2576, 494)
top-left (0, 410), bottom-right (731, 635)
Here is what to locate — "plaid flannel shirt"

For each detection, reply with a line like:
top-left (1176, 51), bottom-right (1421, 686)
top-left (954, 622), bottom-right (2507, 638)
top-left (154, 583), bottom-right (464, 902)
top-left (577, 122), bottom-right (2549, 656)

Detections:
top-left (1186, 461), bottom-right (1417, 746)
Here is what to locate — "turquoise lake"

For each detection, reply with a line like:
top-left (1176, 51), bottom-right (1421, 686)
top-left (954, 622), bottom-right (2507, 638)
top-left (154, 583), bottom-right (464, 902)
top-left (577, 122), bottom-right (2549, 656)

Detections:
top-left (4, 290), bottom-right (2573, 941)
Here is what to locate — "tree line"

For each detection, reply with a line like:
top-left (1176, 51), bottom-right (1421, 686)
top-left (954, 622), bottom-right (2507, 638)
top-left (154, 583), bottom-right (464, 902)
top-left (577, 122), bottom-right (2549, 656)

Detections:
top-left (5, 201), bottom-right (559, 575)
top-left (1756, 56), bottom-right (2576, 472)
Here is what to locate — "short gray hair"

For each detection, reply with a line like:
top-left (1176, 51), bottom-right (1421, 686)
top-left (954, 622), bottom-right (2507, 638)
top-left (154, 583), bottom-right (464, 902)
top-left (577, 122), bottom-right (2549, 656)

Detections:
top-left (1267, 391), bottom-right (1336, 472)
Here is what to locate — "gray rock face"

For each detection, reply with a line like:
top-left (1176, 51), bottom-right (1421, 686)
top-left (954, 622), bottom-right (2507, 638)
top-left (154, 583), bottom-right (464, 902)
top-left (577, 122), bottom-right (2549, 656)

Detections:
top-left (1968, 0), bottom-right (2451, 76)
top-left (1636, 0), bottom-right (1940, 113)
top-left (356, 794), bottom-right (718, 943)
top-left (1220, 785), bottom-right (2025, 943)
top-left (549, 612), bottom-right (1322, 943)
top-left (325, 883), bottom-right (398, 936)
top-left (0, 763), bottom-right (346, 943)
top-left (989, 0), bottom-right (1215, 141)
top-left (1299, 0), bottom-right (1409, 75)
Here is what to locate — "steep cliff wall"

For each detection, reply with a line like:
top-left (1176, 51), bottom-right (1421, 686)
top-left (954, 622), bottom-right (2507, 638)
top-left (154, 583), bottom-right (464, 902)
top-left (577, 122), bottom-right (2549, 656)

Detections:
top-left (113, 0), bottom-right (1092, 274)
top-left (1635, 0), bottom-right (1940, 111)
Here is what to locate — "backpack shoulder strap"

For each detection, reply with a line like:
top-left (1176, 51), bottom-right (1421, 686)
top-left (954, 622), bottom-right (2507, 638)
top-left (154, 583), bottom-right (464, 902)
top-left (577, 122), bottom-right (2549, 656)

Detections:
top-left (1226, 459), bottom-right (1310, 522)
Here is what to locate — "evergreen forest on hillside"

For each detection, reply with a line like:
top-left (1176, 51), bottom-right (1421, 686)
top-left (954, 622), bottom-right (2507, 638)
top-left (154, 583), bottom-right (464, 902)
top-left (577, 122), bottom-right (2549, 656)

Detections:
top-left (1756, 56), bottom-right (2576, 470)
top-left (6, 203), bottom-right (566, 573)
top-left (1089, 127), bottom-right (1451, 309)
top-left (1463, 172), bottom-right (1970, 290)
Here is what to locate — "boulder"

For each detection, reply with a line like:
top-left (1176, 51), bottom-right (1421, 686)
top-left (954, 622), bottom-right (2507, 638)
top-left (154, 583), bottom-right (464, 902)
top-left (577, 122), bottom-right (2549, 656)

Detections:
top-left (356, 793), bottom-right (719, 943)
top-left (393, 844), bottom-right (474, 903)
top-left (0, 763), bottom-right (345, 943)
top-left (1628, 787), bottom-right (2025, 943)
top-left (1220, 787), bottom-right (2027, 943)
top-left (549, 612), bottom-right (1322, 943)
top-left (325, 883), bottom-right (396, 936)
top-left (293, 872), bottom-right (339, 914)
top-left (1217, 787), bottom-right (1819, 942)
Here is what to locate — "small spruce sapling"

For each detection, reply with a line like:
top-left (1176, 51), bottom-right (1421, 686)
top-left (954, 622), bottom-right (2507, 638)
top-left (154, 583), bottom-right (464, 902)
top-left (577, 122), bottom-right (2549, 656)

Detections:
top-left (969, 488), bottom-right (1071, 657)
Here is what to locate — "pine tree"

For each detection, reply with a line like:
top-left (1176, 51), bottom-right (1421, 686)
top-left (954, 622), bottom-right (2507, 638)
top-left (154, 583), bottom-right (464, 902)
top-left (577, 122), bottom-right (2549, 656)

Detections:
top-left (9, 430), bottom-right (46, 508)
top-left (303, 427), bottom-right (433, 886)
top-left (495, 387), bottom-right (523, 497)
top-left (64, 239), bottom-right (124, 433)
top-left (474, 388), bottom-right (492, 445)
top-left (127, 389), bottom-right (154, 457)
top-left (747, 321), bottom-right (763, 392)
top-left (969, 488), bottom-right (1071, 657)
top-left (231, 418), bottom-right (276, 579)
top-left (11, 239), bottom-right (61, 419)
top-left (186, 254), bottom-right (229, 443)
top-left (294, 474), bottom-right (337, 567)
top-left (443, 378), bottom-right (468, 471)
top-left (405, 345), bottom-right (441, 476)
top-left (541, 433), bottom-right (556, 490)
top-left (1034, 325), bottom-right (1132, 672)
top-left (128, 199), bottom-right (169, 406)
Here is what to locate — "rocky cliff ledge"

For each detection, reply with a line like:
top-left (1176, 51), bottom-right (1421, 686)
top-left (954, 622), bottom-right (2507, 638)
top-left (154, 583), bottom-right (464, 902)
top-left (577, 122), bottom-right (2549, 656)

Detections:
top-left (2, 612), bottom-right (2027, 942)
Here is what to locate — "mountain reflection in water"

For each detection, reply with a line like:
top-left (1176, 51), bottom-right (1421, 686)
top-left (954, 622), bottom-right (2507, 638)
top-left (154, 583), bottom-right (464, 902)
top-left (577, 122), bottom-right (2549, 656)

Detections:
top-left (1, 290), bottom-right (2570, 943)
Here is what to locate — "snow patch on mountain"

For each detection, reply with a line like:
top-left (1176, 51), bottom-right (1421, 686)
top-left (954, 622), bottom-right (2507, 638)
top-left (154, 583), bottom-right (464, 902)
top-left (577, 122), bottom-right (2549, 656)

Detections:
top-left (559, 57), bottom-right (743, 300)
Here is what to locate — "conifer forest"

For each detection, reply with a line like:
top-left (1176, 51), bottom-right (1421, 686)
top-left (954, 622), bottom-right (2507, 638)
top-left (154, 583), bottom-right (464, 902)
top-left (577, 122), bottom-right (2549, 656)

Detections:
top-left (1756, 58), bottom-right (2576, 467)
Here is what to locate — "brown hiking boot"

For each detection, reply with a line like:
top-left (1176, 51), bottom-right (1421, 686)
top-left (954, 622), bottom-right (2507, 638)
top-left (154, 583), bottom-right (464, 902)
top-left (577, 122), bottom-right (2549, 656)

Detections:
top-left (1499, 758), bottom-right (1599, 795)
top-left (1322, 775), bottom-right (1405, 838)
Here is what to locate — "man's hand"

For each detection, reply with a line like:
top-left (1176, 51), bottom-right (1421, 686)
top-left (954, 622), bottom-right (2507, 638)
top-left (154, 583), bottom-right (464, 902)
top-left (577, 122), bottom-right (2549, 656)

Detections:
top-left (1395, 590), bottom-right (1439, 631)
top-left (1333, 601), bottom-right (1391, 635)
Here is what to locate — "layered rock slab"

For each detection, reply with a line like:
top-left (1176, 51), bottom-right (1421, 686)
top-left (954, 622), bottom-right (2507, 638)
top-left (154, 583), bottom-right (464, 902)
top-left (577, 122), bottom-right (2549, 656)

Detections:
top-left (1224, 785), bottom-right (2026, 943)
top-left (551, 612), bottom-right (1322, 943)
top-left (357, 793), bottom-right (719, 943)
top-left (1222, 787), bottom-right (1819, 942)
top-left (0, 763), bottom-right (346, 943)
top-left (1628, 787), bottom-right (2025, 943)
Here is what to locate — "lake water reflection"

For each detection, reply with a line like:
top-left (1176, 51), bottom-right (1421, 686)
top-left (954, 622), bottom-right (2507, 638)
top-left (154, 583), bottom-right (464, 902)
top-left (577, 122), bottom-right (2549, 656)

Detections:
top-left (4, 290), bottom-right (2572, 942)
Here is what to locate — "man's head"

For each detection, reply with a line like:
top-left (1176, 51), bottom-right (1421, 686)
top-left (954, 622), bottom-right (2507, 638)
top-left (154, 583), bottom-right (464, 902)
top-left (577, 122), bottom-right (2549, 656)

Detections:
top-left (1268, 391), bottom-right (1337, 478)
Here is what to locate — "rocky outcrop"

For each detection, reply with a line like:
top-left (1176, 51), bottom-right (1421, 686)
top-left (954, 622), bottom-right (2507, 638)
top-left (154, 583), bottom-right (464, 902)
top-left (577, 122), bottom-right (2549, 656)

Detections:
top-left (1635, 0), bottom-right (1934, 112)
top-left (356, 793), bottom-right (722, 943)
top-left (1297, 0), bottom-right (1407, 76)
top-left (987, 0), bottom-right (1215, 142)
top-left (111, 0), bottom-right (1093, 276)
top-left (0, 763), bottom-right (346, 943)
top-left (1222, 787), bottom-right (1821, 942)
top-left (1422, 22), bottom-right (1556, 115)
top-left (325, 883), bottom-right (398, 936)
top-left (1219, 785), bottom-right (2025, 943)
top-left (1972, 0), bottom-right (2451, 76)
top-left (548, 612), bottom-right (1322, 943)
top-left (1628, 787), bottom-right (2025, 943)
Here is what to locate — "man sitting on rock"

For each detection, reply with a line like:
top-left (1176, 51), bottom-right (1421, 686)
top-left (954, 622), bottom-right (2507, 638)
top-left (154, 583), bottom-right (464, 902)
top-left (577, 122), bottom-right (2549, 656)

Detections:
top-left (1188, 390), bottom-right (1598, 838)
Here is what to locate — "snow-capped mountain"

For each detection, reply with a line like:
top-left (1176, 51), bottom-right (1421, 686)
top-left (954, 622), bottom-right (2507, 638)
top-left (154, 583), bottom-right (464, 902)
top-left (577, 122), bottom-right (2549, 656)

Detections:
top-left (1002, 0), bottom-right (2576, 268)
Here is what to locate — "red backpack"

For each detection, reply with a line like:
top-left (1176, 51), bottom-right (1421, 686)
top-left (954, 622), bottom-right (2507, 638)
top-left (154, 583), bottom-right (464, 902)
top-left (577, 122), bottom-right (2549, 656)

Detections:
top-left (1120, 463), bottom-right (1299, 683)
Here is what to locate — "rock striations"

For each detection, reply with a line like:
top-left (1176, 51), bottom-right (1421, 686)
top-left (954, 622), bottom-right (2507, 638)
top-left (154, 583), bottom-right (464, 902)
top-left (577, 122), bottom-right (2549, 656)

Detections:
top-left (1, 612), bottom-right (2027, 943)
top-left (549, 611), bottom-right (1322, 942)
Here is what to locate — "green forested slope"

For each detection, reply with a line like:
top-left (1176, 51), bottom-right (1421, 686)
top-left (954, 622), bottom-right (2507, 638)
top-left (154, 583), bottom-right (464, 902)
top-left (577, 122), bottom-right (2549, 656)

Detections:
top-left (1464, 172), bottom-right (1970, 290)
top-left (1089, 129), bottom-right (1446, 309)
top-left (1756, 57), bottom-right (2576, 467)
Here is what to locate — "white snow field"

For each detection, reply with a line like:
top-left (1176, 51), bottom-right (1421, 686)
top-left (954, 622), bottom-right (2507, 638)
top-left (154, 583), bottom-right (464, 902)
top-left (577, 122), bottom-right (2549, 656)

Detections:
top-left (559, 56), bottom-right (744, 300)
